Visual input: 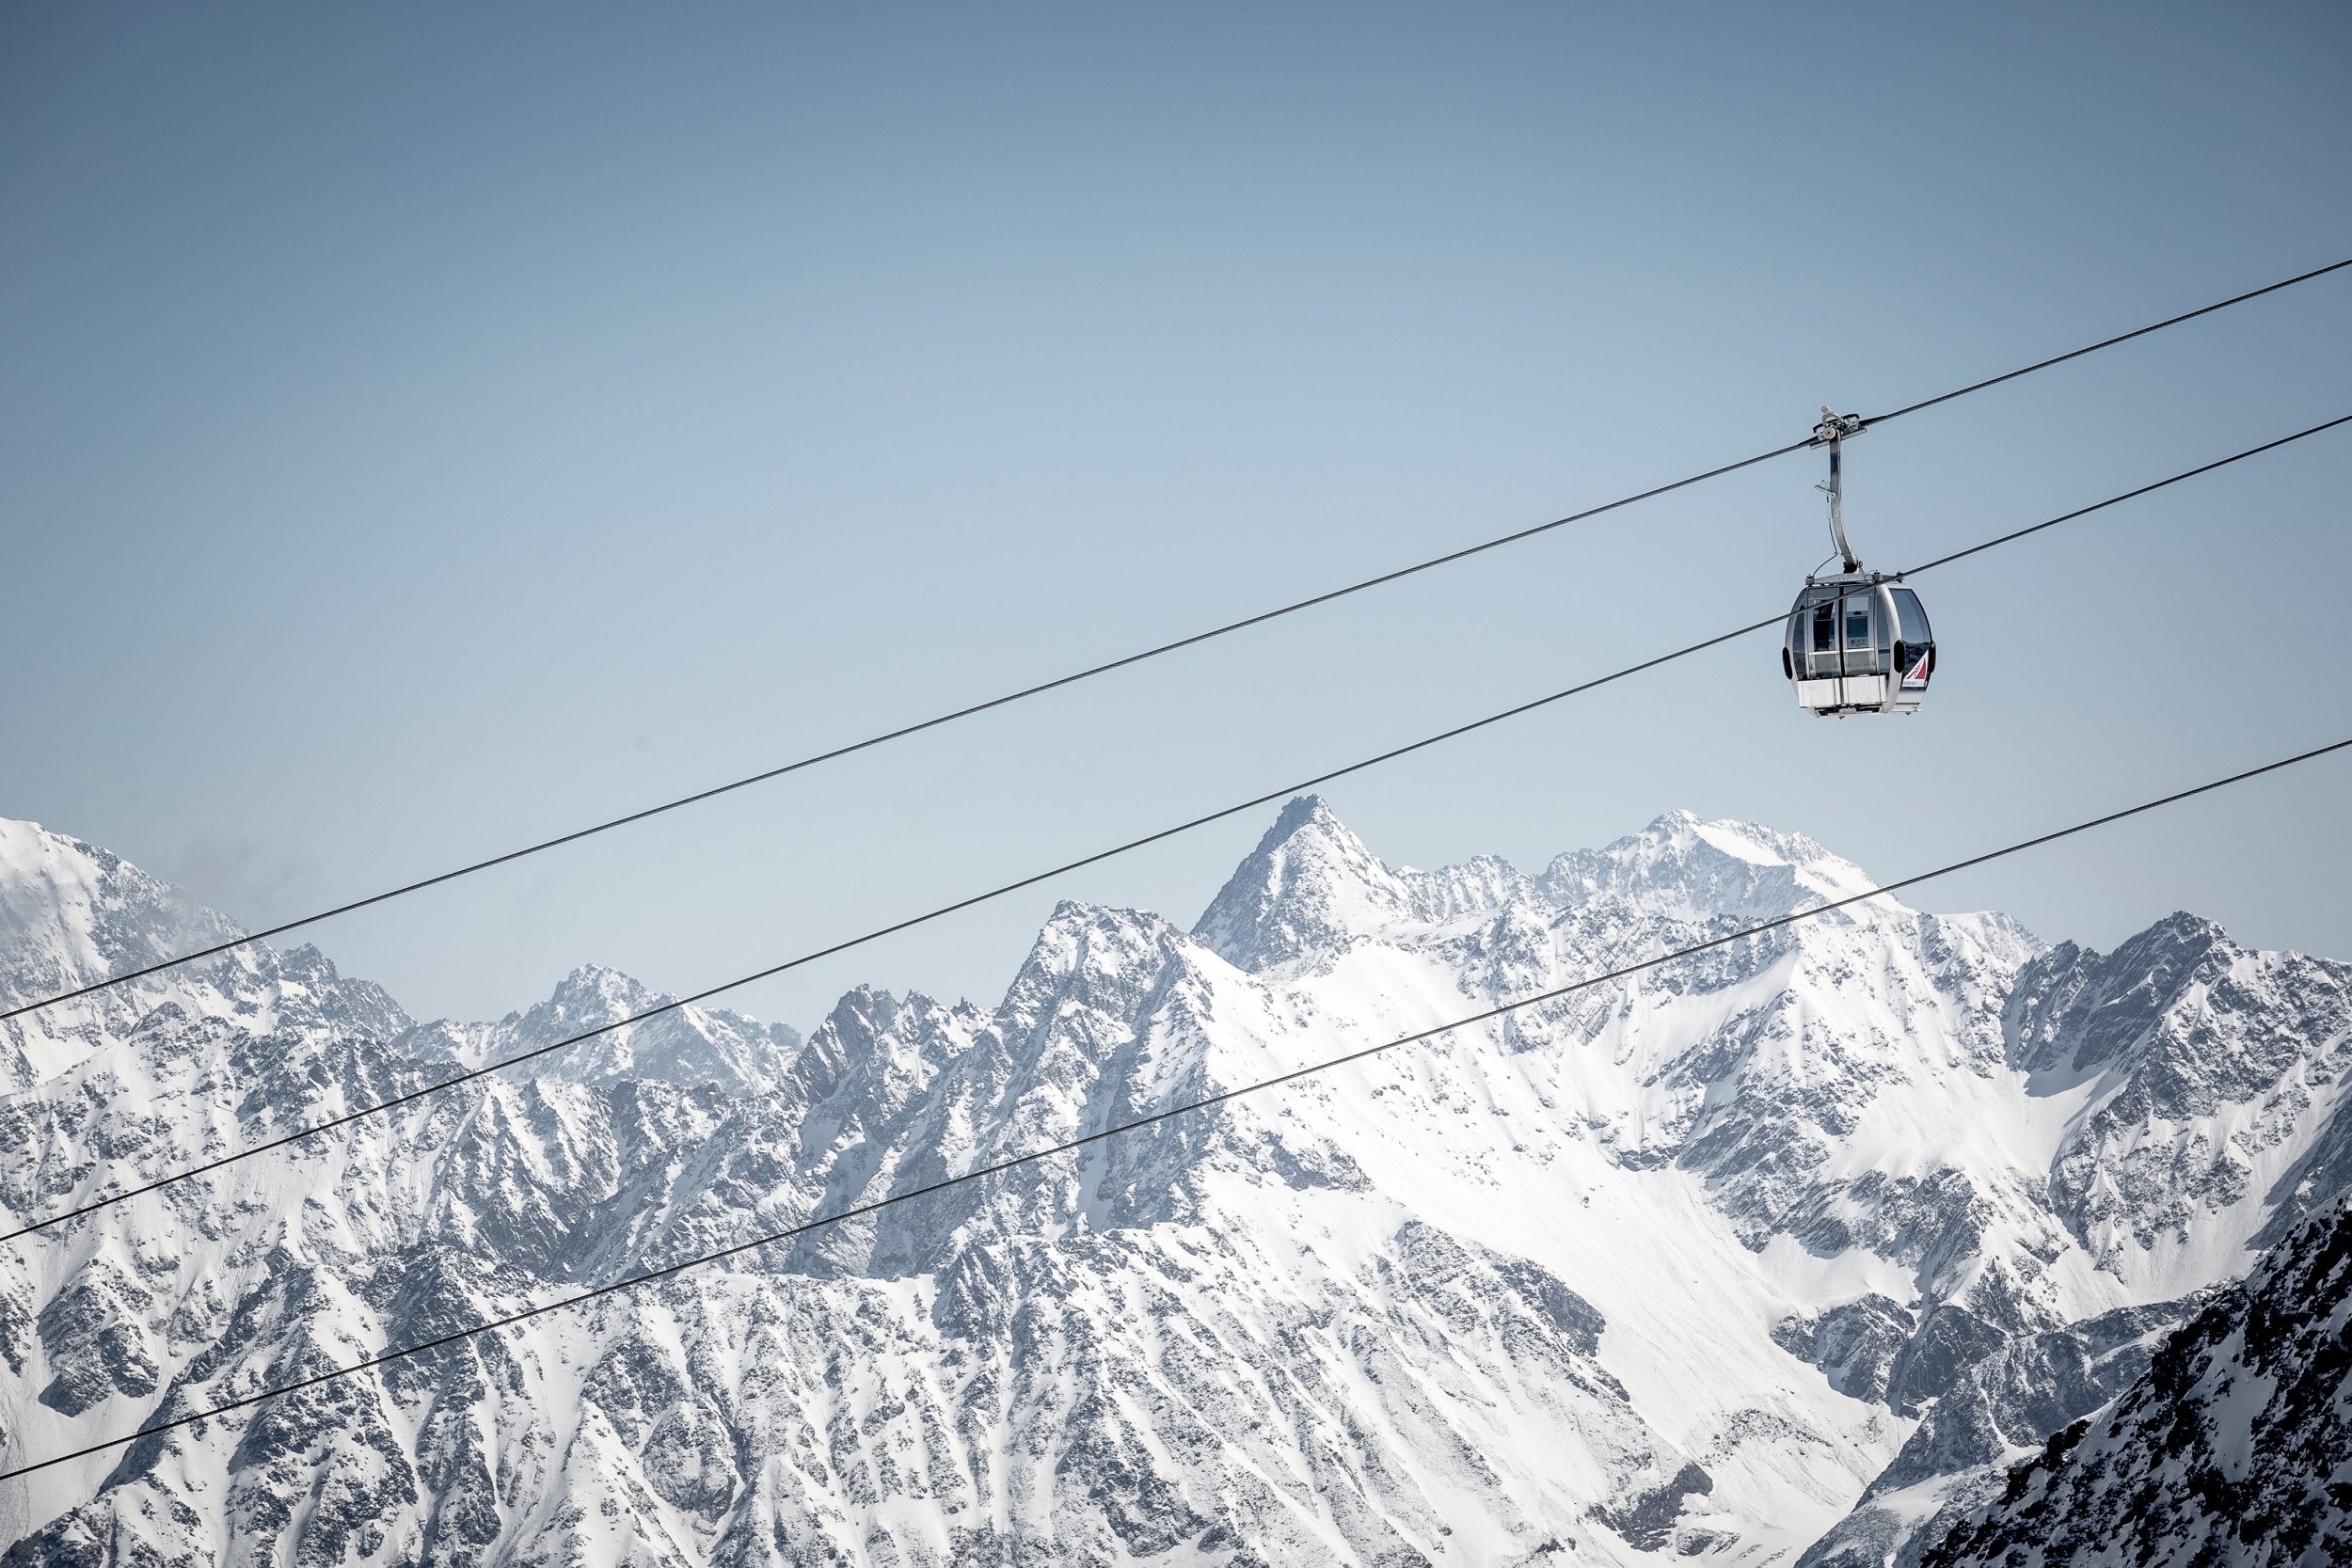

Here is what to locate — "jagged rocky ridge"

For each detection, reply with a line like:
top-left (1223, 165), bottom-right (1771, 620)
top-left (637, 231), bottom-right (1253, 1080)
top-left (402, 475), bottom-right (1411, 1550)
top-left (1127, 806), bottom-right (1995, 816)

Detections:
top-left (0, 800), bottom-right (2345, 1565)
top-left (1917, 1197), bottom-right (2352, 1567)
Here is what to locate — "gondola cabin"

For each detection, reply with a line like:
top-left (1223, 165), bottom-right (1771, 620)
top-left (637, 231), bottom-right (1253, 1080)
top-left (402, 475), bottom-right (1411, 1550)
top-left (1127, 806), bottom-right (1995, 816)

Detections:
top-left (1782, 576), bottom-right (1934, 716)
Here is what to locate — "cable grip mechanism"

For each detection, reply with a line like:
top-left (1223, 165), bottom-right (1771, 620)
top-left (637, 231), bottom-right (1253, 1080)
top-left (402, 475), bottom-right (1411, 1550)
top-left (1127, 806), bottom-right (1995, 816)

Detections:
top-left (1812, 406), bottom-right (1866, 573)
top-left (1812, 407), bottom-right (1866, 446)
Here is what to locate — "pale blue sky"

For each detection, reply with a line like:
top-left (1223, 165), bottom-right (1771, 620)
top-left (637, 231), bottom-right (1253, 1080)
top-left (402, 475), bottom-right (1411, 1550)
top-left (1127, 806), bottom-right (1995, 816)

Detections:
top-left (3, 3), bottom-right (2348, 1031)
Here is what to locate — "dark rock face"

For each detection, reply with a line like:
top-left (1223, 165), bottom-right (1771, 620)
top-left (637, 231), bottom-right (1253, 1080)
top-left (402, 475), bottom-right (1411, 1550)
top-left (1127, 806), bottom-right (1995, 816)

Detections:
top-left (1793, 1291), bottom-right (2222, 1568)
top-left (1860, 1296), bottom-right (2200, 1500)
top-left (1589, 1462), bottom-right (1714, 1552)
top-left (1883, 1305), bottom-right (2009, 1418)
top-left (1772, 1294), bottom-right (1915, 1404)
top-left (35, 1263), bottom-right (158, 1416)
top-left (1920, 1200), bottom-right (2352, 1568)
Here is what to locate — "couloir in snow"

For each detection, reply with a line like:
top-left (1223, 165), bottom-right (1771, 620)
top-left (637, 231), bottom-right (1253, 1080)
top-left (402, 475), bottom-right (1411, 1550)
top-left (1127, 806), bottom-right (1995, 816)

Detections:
top-left (0, 798), bottom-right (2344, 1565)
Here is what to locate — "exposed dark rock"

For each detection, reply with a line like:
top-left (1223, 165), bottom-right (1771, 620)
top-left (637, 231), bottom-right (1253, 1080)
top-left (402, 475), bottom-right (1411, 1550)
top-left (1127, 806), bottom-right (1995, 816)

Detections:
top-left (1863, 1294), bottom-right (2202, 1498)
top-left (1884, 1304), bottom-right (2009, 1418)
top-left (1773, 1292), bottom-right (1915, 1404)
top-left (1919, 1201), bottom-right (2352, 1567)
top-left (35, 1263), bottom-right (157, 1416)
top-left (1590, 1461), bottom-right (1714, 1551)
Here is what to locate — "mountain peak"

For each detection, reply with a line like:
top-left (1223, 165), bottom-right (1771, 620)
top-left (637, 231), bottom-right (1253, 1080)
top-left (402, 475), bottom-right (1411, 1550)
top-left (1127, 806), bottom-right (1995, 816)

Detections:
top-left (500, 961), bottom-right (798, 1093)
top-left (1193, 795), bottom-right (1415, 973)
top-left (543, 961), bottom-right (661, 1019)
top-left (1538, 809), bottom-right (1881, 923)
top-left (0, 815), bottom-right (243, 1009)
top-left (1262, 793), bottom-right (1328, 843)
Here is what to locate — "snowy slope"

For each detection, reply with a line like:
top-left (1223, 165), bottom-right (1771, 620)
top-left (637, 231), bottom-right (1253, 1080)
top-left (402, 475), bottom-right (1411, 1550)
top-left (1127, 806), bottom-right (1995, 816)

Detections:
top-left (0, 801), bottom-right (2343, 1565)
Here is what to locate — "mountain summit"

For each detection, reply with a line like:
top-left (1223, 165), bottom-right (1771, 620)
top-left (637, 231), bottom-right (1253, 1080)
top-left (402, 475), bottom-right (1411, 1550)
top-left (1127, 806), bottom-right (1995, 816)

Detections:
top-left (1538, 808), bottom-right (1880, 923)
top-left (1194, 795), bottom-right (1418, 972)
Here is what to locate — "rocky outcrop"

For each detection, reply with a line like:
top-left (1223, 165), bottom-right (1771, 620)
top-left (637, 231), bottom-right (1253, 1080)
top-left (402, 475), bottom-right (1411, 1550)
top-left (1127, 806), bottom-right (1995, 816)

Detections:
top-left (1918, 1199), bottom-right (2352, 1567)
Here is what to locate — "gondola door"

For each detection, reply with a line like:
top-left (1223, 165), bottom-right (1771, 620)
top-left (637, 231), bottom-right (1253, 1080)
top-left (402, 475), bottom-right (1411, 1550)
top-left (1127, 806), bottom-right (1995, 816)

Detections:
top-left (1794, 591), bottom-right (1842, 710)
top-left (1838, 589), bottom-right (1887, 710)
top-left (1889, 586), bottom-right (1934, 714)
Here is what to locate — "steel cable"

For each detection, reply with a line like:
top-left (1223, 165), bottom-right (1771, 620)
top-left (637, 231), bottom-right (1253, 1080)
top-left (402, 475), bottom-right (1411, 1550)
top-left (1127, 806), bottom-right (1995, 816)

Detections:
top-left (6, 412), bottom-right (2344, 1247)
top-left (7, 257), bottom-right (2344, 1026)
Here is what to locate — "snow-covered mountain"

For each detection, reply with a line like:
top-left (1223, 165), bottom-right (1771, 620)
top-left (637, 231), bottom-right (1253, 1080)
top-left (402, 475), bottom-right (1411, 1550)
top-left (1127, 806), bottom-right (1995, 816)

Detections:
top-left (0, 800), bottom-right (2343, 1565)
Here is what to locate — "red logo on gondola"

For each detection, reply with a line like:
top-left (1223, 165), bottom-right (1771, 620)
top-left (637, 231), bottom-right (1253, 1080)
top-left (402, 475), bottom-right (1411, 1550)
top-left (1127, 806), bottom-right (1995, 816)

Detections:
top-left (1902, 652), bottom-right (1931, 688)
